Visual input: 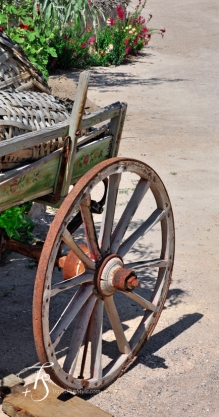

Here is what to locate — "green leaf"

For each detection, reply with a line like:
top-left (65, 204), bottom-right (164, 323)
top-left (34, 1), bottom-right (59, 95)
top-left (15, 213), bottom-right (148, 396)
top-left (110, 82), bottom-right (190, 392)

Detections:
top-left (47, 47), bottom-right (57, 57)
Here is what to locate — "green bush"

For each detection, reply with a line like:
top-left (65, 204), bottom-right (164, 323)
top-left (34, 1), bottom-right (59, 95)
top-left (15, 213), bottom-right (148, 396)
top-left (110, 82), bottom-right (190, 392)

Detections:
top-left (0, 2), bottom-right (57, 79)
top-left (0, 202), bottom-right (34, 241)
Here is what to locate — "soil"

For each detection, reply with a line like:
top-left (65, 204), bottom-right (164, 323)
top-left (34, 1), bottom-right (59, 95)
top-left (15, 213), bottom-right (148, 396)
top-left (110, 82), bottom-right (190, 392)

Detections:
top-left (1, 0), bottom-right (219, 416)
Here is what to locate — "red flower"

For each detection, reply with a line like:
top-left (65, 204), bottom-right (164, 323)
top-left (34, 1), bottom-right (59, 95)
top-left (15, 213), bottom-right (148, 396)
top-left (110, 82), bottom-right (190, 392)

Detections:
top-left (19, 23), bottom-right (29, 29)
top-left (147, 34), bottom-right (151, 39)
top-left (36, 4), bottom-right (40, 16)
top-left (125, 46), bottom-right (131, 55)
top-left (88, 36), bottom-right (96, 45)
top-left (125, 39), bottom-right (129, 44)
top-left (64, 34), bottom-right (69, 40)
top-left (160, 29), bottom-right (166, 33)
top-left (108, 17), bottom-right (115, 26)
top-left (0, 27), bottom-right (3, 31)
top-left (100, 51), bottom-right (105, 56)
top-left (87, 26), bottom-right (91, 32)
top-left (68, 39), bottom-right (73, 44)
top-left (80, 42), bottom-right (87, 48)
top-left (72, 53), bottom-right (77, 57)
top-left (88, 0), bottom-right (93, 5)
top-left (116, 6), bottom-right (124, 20)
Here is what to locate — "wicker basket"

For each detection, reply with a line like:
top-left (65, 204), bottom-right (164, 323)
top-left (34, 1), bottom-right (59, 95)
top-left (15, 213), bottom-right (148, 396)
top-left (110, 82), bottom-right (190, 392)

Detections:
top-left (0, 31), bottom-right (50, 94)
top-left (0, 90), bottom-right (70, 171)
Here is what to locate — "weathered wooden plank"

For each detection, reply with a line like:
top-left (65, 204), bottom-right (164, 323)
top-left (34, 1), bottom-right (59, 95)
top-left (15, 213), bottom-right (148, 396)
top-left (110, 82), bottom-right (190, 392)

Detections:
top-left (80, 102), bottom-right (121, 130)
top-left (72, 136), bottom-right (112, 183)
top-left (0, 120), bottom-right (69, 158)
top-left (0, 150), bottom-right (61, 212)
top-left (2, 381), bottom-right (113, 417)
top-left (77, 123), bottom-right (109, 146)
top-left (110, 102), bottom-right (127, 157)
top-left (0, 103), bottom-right (122, 158)
top-left (62, 71), bottom-right (90, 196)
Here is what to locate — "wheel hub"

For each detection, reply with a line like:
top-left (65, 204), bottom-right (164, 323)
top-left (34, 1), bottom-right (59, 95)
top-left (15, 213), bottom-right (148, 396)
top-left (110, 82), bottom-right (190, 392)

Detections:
top-left (95, 254), bottom-right (139, 297)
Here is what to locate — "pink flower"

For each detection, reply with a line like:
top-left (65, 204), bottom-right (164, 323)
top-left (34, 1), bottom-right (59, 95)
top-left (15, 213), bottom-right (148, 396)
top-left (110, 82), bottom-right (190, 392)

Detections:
top-left (88, 35), bottom-right (96, 45)
top-left (100, 51), bottom-right (105, 55)
top-left (116, 6), bottom-right (124, 20)
top-left (72, 53), bottom-right (77, 57)
top-left (88, 0), bottom-right (93, 5)
top-left (147, 34), bottom-right (151, 39)
top-left (87, 26), bottom-right (91, 32)
top-left (125, 46), bottom-right (131, 55)
top-left (125, 39), bottom-right (129, 44)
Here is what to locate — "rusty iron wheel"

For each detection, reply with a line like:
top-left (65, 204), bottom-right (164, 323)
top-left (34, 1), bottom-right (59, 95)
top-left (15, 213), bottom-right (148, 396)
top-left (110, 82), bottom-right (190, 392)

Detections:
top-left (33, 157), bottom-right (175, 391)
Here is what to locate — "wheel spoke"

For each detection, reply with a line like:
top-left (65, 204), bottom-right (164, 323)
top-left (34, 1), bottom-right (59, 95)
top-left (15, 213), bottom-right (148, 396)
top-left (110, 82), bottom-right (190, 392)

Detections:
top-left (90, 298), bottom-right (103, 380)
top-left (51, 271), bottom-right (94, 296)
top-left (110, 178), bottom-right (151, 253)
top-left (123, 291), bottom-right (156, 311)
top-left (152, 267), bottom-right (167, 305)
top-left (62, 229), bottom-right (95, 270)
top-left (80, 195), bottom-right (101, 262)
top-left (63, 293), bottom-right (97, 374)
top-left (118, 208), bottom-right (166, 257)
top-left (50, 284), bottom-right (93, 348)
top-left (124, 259), bottom-right (168, 270)
top-left (104, 297), bottom-right (131, 354)
top-left (99, 173), bottom-right (121, 254)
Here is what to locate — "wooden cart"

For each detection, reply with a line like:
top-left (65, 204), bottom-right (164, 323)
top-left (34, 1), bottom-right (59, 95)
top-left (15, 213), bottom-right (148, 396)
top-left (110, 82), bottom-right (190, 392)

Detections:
top-left (0, 71), bottom-right (175, 391)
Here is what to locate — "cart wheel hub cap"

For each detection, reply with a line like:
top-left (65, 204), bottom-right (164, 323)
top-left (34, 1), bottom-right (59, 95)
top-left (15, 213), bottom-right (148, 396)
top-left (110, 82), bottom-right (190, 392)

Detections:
top-left (96, 254), bottom-right (139, 296)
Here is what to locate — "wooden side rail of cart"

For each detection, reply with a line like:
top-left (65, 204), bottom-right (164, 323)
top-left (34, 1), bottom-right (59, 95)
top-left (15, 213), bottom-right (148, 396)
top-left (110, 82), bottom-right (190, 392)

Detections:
top-left (0, 72), bottom-right (127, 213)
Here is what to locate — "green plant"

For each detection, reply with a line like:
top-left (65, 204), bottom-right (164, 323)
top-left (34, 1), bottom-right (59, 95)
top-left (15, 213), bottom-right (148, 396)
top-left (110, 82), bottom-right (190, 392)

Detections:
top-left (0, 202), bottom-right (35, 241)
top-left (48, 24), bottom-right (92, 70)
top-left (0, 1), bottom-right (57, 79)
top-left (37, 0), bottom-right (105, 30)
top-left (49, 1), bottom-right (165, 70)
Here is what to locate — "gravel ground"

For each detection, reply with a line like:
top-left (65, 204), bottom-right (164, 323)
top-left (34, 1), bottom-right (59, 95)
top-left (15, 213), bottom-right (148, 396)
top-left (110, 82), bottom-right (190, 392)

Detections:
top-left (1, 0), bottom-right (219, 416)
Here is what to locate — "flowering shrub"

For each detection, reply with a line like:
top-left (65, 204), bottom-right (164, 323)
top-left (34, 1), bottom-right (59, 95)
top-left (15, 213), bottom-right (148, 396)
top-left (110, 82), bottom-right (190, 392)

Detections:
top-left (49, 0), bottom-right (165, 69)
top-left (48, 25), bottom-right (92, 70)
top-left (0, 2), bottom-right (57, 79)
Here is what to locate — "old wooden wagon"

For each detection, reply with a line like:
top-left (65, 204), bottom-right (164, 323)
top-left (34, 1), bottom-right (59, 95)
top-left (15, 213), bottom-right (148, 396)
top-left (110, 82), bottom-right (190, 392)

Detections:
top-left (0, 71), bottom-right (175, 391)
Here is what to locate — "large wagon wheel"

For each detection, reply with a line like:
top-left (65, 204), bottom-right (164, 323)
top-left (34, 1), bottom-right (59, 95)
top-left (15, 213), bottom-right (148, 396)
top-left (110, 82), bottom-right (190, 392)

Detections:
top-left (33, 157), bottom-right (175, 391)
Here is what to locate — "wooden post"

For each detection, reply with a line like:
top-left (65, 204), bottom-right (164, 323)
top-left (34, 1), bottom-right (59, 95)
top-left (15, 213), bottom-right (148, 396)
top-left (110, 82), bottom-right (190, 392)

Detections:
top-left (61, 71), bottom-right (90, 198)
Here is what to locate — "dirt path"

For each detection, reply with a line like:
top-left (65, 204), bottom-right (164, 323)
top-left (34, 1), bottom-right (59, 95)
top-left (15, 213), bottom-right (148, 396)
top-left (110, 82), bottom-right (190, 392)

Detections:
top-left (1, 0), bottom-right (219, 416)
